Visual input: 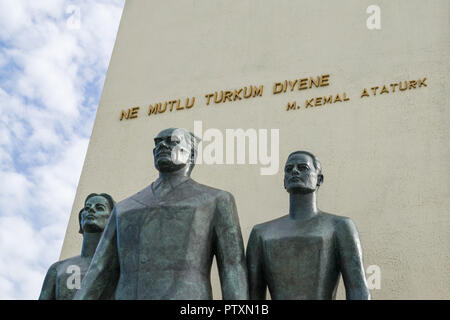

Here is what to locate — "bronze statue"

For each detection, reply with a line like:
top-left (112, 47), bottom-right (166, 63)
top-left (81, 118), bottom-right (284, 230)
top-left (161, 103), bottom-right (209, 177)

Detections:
top-left (39, 193), bottom-right (115, 300)
top-left (247, 151), bottom-right (370, 300)
top-left (74, 128), bottom-right (248, 300)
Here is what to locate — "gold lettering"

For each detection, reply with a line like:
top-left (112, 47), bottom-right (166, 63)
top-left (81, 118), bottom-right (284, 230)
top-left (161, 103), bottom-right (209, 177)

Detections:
top-left (120, 109), bottom-right (131, 120)
top-left (371, 86), bottom-right (379, 95)
top-left (380, 85), bottom-right (389, 94)
top-left (309, 77), bottom-right (320, 88)
top-left (334, 94), bottom-right (342, 103)
top-left (315, 97), bottom-right (322, 106)
top-left (298, 78), bottom-right (308, 90)
top-left (305, 98), bottom-right (314, 108)
top-left (361, 88), bottom-right (369, 98)
top-left (408, 80), bottom-right (416, 89)
top-left (233, 89), bottom-right (242, 101)
top-left (323, 96), bottom-right (333, 104)
top-left (148, 104), bottom-right (157, 116)
top-left (214, 91), bottom-right (223, 103)
top-left (286, 101), bottom-right (296, 111)
top-left (273, 82), bottom-right (283, 94)
top-left (399, 81), bottom-right (408, 91)
top-left (288, 80), bottom-right (297, 91)
top-left (185, 97), bottom-right (195, 109)
top-left (223, 91), bottom-right (233, 102)
top-left (343, 92), bottom-right (350, 101)
top-left (130, 107), bottom-right (139, 119)
top-left (159, 102), bottom-right (167, 113)
top-left (320, 74), bottom-right (330, 87)
top-left (253, 85), bottom-right (264, 97)
top-left (418, 77), bottom-right (427, 87)
top-left (168, 100), bottom-right (176, 111)
top-left (176, 99), bottom-right (184, 110)
top-left (243, 86), bottom-right (252, 98)
top-left (390, 83), bottom-right (398, 92)
top-left (205, 93), bottom-right (214, 105)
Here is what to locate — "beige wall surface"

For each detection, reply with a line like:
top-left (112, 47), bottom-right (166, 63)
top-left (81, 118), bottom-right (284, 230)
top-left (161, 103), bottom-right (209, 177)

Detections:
top-left (60, 0), bottom-right (449, 299)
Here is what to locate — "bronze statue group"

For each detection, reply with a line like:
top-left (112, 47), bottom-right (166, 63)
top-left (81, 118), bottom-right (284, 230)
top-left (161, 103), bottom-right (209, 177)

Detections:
top-left (39, 128), bottom-right (370, 300)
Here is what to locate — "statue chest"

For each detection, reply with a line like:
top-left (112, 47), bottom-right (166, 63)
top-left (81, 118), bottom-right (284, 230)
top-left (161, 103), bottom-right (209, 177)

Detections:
top-left (116, 201), bottom-right (216, 271)
top-left (261, 221), bottom-right (338, 290)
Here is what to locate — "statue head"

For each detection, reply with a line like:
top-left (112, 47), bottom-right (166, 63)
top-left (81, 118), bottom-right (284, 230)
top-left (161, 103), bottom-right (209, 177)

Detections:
top-left (78, 193), bottom-right (115, 234)
top-left (284, 151), bottom-right (323, 194)
top-left (153, 128), bottom-right (200, 176)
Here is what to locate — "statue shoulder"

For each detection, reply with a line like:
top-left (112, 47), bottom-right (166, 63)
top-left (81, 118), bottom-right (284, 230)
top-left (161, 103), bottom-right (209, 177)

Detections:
top-left (251, 215), bottom-right (288, 236)
top-left (215, 189), bottom-right (236, 203)
top-left (114, 187), bottom-right (150, 214)
top-left (44, 261), bottom-right (61, 275)
top-left (46, 255), bottom-right (82, 274)
top-left (318, 212), bottom-right (352, 226)
top-left (319, 213), bottom-right (359, 237)
top-left (190, 180), bottom-right (236, 202)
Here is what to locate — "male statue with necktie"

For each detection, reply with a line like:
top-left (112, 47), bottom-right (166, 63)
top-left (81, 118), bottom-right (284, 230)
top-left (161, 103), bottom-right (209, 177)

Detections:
top-left (75, 128), bottom-right (248, 300)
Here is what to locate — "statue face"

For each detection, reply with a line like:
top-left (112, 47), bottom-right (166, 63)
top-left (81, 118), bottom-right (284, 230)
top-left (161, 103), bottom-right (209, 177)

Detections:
top-left (284, 153), bottom-right (322, 194)
top-left (153, 128), bottom-right (192, 173)
top-left (80, 196), bottom-right (112, 233)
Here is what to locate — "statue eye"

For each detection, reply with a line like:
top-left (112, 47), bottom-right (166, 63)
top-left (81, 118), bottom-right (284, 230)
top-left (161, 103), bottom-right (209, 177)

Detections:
top-left (285, 165), bottom-right (293, 172)
top-left (170, 137), bottom-right (180, 144)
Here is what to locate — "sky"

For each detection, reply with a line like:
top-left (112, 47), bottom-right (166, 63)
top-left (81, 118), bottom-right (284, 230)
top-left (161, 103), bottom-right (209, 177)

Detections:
top-left (0, 0), bottom-right (125, 299)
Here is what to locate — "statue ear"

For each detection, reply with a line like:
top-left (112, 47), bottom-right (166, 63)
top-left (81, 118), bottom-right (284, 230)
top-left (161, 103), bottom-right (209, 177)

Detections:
top-left (78, 209), bottom-right (84, 234)
top-left (283, 175), bottom-right (289, 190)
top-left (317, 174), bottom-right (324, 187)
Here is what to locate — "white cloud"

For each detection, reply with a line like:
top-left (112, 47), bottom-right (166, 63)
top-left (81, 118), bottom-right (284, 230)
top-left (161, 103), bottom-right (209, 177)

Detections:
top-left (0, 216), bottom-right (57, 299)
top-left (0, 0), bottom-right (125, 299)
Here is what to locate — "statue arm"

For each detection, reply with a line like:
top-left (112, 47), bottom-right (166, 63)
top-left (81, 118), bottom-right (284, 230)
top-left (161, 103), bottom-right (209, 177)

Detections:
top-left (213, 192), bottom-right (249, 300)
top-left (246, 227), bottom-right (267, 300)
top-left (38, 262), bottom-right (58, 300)
top-left (336, 218), bottom-right (371, 300)
top-left (74, 207), bottom-right (120, 300)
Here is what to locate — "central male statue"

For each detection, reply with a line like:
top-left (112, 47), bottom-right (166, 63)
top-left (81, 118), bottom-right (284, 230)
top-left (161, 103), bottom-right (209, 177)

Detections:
top-left (75, 128), bottom-right (248, 300)
top-left (247, 151), bottom-right (370, 300)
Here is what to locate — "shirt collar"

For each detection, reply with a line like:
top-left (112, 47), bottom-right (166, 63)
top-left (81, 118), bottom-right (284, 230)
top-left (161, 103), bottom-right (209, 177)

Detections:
top-left (151, 174), bottom-right (190, 193)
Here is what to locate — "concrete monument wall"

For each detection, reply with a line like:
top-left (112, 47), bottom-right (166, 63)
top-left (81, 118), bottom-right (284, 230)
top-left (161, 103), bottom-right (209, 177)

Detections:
top-left (60, 0), bottom-right (449, 299)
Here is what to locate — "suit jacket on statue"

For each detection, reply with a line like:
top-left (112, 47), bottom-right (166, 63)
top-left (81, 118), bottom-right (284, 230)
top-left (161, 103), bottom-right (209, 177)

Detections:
top-left (75, 176), bottom-right (249, 300)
